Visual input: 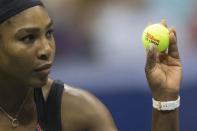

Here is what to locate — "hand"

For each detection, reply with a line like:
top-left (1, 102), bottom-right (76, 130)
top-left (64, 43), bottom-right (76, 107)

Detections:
top-left (145, 20), bottom-right (182, 101)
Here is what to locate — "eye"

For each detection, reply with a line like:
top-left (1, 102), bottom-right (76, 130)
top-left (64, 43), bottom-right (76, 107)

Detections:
top-left (20, 34), bottom-right (36, 44)
top-left (46, 29), bottom-right (54, 39)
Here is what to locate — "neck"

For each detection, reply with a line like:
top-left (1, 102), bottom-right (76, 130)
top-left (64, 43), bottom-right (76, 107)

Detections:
top-left (0, 78), bottom-right (33, 114)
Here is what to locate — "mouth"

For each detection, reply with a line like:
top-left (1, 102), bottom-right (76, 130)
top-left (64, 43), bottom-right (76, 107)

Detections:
top-left (34, 63), bottom-right (52, 75)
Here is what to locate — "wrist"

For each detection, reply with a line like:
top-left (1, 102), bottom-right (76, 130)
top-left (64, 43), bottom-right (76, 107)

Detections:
top-left (152, 96), bottom-right (180, 111)
top-left (153, 91), bottom-right (179, 101)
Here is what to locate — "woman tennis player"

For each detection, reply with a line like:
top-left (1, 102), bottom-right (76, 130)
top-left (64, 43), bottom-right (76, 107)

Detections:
top-left (0, 0), bottom-right (182, 131)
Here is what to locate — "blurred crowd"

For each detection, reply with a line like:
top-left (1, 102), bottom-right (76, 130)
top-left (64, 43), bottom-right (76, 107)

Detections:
top-left (41, 0), bottom-right (197, 92)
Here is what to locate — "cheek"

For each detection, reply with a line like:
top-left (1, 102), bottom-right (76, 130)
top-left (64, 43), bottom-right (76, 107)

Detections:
top-left (0, 51), bottom-right (34, 81)
top-left (51, 39), bottom-right (56, 49)
top-left (4, 46), bottom-right (36, 72)
top-left (12, 54), bottom-right (35, 69)
top-left (2, 56), bottom-right (33, 79)
top-left (8, 42), bottom-right (36, 65)
top-left (50, 41), bottom-right (56, 58)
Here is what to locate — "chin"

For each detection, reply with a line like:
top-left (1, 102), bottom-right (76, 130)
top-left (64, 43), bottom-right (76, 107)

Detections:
top-left (27, 76), bottom-right (49, 88)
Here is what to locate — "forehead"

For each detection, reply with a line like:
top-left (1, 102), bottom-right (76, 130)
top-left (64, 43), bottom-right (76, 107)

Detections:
top-left (0, 5), bottom-right (51, 31)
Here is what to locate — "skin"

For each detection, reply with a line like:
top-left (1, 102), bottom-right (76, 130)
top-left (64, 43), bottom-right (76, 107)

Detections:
top-left (0, 5), bottom-right (55, 131)
top-left (145, 20), bottom-right (182, 131)
top-left (0, 5), bottom-right (181, 131)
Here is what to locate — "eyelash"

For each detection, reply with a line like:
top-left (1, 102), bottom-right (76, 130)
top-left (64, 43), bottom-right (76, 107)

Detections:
top-left (19, 29), bottom-right (54, 44)
top-left (20, 34), bottom-right (36, 44)
top-left (46, 29), bottom-right (54, 39)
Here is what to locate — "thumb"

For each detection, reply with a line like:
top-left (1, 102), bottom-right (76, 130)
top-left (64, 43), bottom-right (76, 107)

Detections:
top-left (145, 43), bottom-right (157, 73)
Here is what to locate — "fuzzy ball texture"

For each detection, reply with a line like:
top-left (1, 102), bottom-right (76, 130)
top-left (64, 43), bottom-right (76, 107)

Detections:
top-left (142, 23), bottom-right (169, 52)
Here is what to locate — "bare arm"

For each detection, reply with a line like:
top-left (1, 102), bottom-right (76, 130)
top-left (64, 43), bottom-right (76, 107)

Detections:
top-left (61, 86), bottom-right (118, 131)
top-left (83, 91), bottom-right (118, 131)
top-left (152, 109), bottom-right (179, 131)
top-left (145, 20), bottom-right (182, 131)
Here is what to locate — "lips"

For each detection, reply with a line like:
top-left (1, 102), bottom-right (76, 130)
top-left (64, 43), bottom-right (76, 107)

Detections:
top-left (34, 63), bottom-right (52, 72)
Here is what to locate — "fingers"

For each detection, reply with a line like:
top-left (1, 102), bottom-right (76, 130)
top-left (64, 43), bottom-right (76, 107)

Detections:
top-left (169, 26), bottom-right (177, 37)
top-left (160, 19), bottom-right (179, 59)
top-left (145, 19), bottom-right (180, 68)
top-left (168, 27), bottom-right (180, 59)
top-left (145, 43), bottom-right (157, 73)
top-left (160, 19), bottom-right (167, 27)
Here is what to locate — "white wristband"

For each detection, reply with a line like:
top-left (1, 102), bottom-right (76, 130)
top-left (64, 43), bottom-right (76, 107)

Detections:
top-left (152, 96), bottom-right (180, 111)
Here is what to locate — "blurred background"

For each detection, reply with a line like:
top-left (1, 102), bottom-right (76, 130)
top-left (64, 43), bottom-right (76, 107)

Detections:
top-left (42, 0), bottom-right (197, 130)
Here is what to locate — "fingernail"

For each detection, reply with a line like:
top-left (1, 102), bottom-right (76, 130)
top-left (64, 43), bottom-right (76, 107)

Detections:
top-left (170, 32), bottom-right (175, 37)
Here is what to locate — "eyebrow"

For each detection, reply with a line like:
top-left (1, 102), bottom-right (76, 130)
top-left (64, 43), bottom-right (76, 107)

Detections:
top-left (15, 19), bottom-right (54, 34)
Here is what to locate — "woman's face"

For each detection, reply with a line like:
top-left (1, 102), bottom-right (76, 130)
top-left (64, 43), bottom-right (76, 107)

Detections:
top-left (0, 6), bottom-right (55, 87)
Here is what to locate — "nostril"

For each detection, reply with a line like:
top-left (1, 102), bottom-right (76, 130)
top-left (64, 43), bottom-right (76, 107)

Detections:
top-left (37, 41), bottom-right (53, 60)
top-left (38, 53), bottom-right (48, 60)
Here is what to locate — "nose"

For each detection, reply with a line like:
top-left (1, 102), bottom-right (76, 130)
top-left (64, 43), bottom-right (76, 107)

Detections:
top-left (37, 38), bottom-right (53, 61)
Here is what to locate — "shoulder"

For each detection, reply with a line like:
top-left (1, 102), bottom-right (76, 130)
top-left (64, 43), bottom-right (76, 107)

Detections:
top-left (61, 84), bottom-right (110, 119)
top-left (62, 84), bottom-right (103, 109)
top-left (61, 83), bottom-right (118, 131)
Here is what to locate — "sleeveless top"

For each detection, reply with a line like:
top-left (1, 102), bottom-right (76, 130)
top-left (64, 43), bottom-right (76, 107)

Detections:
top-left (34, 80), bottom-right (64, 131)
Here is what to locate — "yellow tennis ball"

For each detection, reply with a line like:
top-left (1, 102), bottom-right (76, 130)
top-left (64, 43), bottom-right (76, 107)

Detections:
top-left (142, 23), bottom-right (169, 52)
